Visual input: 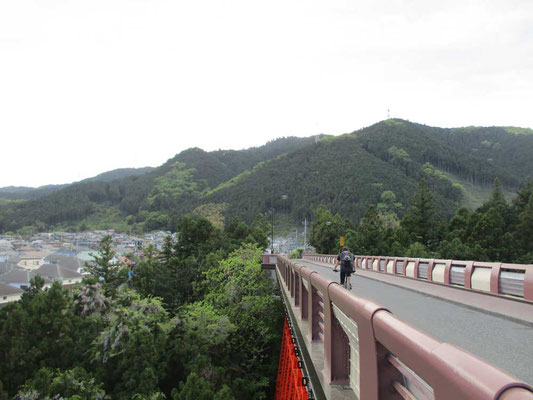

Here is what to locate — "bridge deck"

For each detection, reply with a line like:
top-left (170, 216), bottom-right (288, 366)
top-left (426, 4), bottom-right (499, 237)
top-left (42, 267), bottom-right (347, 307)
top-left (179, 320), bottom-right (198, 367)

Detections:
top-left (298, 259), bottom-right (533, 386)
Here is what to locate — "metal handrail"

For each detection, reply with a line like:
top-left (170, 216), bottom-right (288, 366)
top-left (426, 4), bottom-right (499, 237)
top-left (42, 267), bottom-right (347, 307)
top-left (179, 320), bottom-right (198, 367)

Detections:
top-left (303, 253), bottom-right (533, 302)
top-left (276, 255), bottom-right (533, 400)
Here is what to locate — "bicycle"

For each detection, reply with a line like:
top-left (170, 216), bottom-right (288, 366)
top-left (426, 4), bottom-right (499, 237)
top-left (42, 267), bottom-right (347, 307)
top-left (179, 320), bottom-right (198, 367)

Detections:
top-left (333, 269), bottom-right (352, 289)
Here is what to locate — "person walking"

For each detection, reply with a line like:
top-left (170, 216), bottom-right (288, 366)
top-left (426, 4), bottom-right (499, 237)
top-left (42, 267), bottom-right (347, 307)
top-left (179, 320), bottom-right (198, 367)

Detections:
top-left (333, 247), bottom-right (354, 289)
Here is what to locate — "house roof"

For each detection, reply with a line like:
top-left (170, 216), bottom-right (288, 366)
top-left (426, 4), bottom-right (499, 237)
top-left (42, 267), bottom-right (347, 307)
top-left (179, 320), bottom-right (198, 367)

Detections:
top-left (45, 253), bottom-right (84, 271)
top-left (0, 261), bottom-right (17, 275)
top-left (36, 264), bottom-right (82, 280)
top-left (0, 267), bottom-right (51, 284)
top-left (115, 247), bottom-right (135, 255)
top-left (118, 256), bottom-right (135, 266)
top-left (19, 251), bottom-right (50, 260)
top-left (77, 251), bottom-right (98, 262)
top-left (0, 240), bottom-right (13, 249)
top-left (0, 282), bottom-right (23, 296)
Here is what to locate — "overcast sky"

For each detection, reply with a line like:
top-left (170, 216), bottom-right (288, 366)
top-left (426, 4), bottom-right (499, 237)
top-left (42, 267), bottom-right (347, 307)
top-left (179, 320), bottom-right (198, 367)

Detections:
top-left (1, 0), bottom-right (532, 187)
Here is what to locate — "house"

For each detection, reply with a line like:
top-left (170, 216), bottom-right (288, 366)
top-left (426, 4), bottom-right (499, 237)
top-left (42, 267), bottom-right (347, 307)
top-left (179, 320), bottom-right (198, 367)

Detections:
top-left (0, 267), bottom-right (52, 290)
top-left (0, 239), bottom-right (13, 250)
top-left (0, 252), bottom-right (19, 264)
top-left (77, 251), bottom-right (98, 267)
top-left (36, 264), bottom-right (83, 286)
top-left (45, 253), bottom-right (89, 275)
top-left (118, 256), bottom-right (135, 267)
top-left (115, 247), bottom-right (135, 256)
top-left (0, 260), bottom-right (18, 275)
top-left (17, 251), bottom-right (50, 270)
top-left (0, 283), bottom-right (23, 304)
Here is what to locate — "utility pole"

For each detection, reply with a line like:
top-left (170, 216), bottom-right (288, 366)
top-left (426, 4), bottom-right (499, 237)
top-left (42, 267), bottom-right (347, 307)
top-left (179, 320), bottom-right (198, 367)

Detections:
top-left (303, 218), bottom-right (307, 251)
top-left (271, 206), bottom-right (274, 254)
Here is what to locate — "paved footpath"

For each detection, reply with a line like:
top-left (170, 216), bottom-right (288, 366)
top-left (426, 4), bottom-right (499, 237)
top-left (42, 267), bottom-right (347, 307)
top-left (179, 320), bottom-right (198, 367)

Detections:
top-left (297, 259), bottom-right (533, 386)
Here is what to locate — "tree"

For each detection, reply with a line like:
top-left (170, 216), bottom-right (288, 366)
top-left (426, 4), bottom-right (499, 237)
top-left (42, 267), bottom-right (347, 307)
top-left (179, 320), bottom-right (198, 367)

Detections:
top-left (405, 242), bottom-right (432, 258)
top-left (224, 217), bottom-right (252, 252)
top-left (515, 194), bottom-right (533, 259)
top-left (0, 281), bottom-right (98, 396)
top-left (168, 302), bottom-right (236, 384)
top-left (250, 213), bottom-right (270, 250)
top-left (85, 236), bottom-right (126, 297)
top-left (175, 215), bottom-right (221, 261)
top-left (351, 206), bottom-right (387, 255)
top-left (401, 179), bottom-right (443, 250)
top-left (171, 372), bottom-right (234, 400)
top-left (15, 367), bottom-right (107, 400)
top-left (483, 178), bottom-right (507, 211)
top-left (310, 206), bottom-right (347, 254)
top-left (91, 291), bottom-right (171, 400)
top-left (446, 207), bottom-right (472, 243)
top-left (201, 245), bottom-right (283, 398)
top-left (472, 207), bottom-right (509, 261)
top-left (0, 381), bottom-right (6, 400)
top-left (437, 238), bottom-right (474, 260)
top-left (513, 177), bottom-right (533, 213)
top-left (132, 244), bottom-right (160, 299)
top-left (75, 283), bottom-right (110, 317)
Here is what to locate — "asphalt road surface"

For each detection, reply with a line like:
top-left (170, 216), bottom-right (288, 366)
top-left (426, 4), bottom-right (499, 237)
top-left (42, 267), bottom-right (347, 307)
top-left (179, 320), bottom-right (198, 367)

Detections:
top-left (298, 260), bottom-right (533, 385)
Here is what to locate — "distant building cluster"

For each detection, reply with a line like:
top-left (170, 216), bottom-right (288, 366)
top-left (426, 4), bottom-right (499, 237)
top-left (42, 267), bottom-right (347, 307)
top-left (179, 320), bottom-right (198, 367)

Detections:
top-left (0, 230), bottom-right (172, 305)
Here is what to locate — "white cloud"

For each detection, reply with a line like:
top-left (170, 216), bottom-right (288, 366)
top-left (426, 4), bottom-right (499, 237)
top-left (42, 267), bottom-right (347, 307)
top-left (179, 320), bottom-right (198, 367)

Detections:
top-left (0, 0), bottom-right (532, 186)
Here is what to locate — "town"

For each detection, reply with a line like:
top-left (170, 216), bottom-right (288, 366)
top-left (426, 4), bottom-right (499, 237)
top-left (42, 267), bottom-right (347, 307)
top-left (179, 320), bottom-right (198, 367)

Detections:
top-left (0, 230), bottom-right (172, 305)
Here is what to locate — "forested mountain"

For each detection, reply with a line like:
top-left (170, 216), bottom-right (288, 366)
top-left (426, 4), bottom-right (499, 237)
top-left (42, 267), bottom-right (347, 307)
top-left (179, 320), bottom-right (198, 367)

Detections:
top-left (79, 167), bottom-right (155, 184)
top-left (0, 167), bottom-right (155, 201)
top-left (0, 137), bottom-right (317, 232)
top-left (205, 120), bottom-right (533, 223)
top-left (1, 120), bottom-right (532, 233)
top-left (0, 184), bottom-right (69, 200)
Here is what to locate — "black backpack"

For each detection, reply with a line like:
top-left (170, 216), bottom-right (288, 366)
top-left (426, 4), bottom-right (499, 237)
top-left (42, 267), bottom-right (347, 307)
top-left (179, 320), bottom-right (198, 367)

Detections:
top-left (341, 251), bottom-right (352, 269)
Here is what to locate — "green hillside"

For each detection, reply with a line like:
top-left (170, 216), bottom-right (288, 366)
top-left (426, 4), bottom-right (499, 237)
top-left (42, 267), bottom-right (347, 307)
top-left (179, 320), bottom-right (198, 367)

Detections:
top-left (0, 167), bottom-right (154, 201)
top-left (0, 137), bottom-right (316, 232)
top-left (1, 120), bottom-right (532, 233)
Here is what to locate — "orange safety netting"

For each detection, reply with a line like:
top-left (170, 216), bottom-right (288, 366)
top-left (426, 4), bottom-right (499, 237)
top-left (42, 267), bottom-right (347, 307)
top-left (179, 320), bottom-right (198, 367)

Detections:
top-left (275, 318), bottom-right (309, 400)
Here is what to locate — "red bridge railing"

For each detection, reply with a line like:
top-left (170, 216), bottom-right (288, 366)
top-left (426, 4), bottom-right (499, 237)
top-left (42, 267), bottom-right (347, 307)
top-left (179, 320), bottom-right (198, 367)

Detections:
top-left (276, 255), bottom-right (533, 400)
top-left (303, 254), bottom-right (533, 302)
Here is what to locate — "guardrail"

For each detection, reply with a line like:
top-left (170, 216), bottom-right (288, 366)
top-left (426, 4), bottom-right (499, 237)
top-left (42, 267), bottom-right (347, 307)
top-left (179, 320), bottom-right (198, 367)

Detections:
top-left (302, 254), bottom-right (533, 302)
top-left (277, 255), bottom-right (533, 400)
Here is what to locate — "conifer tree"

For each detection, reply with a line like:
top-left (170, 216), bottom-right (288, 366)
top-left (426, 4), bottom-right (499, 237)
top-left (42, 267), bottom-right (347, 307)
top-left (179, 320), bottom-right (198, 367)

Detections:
top-left (401, 179), bottom-right (443, 250)
top-left (86, 235), bottom-right (125, 297)
top-left (513, 177), bottom-right (533, 214)
top-left (485, 178), bottom-right (507, 210)
top-left (516, 194), bottom-right (533, 259)
top-left (472, 208), bottom-right (507, 261)
top-left (355, 205), bottom-right (387, 255)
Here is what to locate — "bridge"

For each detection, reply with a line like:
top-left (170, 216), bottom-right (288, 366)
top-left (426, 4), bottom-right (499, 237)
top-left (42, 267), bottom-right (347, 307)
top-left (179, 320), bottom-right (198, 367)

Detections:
top-left (263, 253), bottom-right (533, 399)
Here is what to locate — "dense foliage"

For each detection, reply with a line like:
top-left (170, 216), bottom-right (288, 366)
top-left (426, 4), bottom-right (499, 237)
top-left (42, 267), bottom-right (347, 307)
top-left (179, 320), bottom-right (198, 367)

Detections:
top-left (0, 137), bottom-right (315, 233)
top-left (310, 177), bottom-right (533, 264)
top-left (2, 120), bottom-right (533, 234)
top-left (0, 216), bottom-right (283, 399)
top-left (0, 168), bottom-right (154, 201)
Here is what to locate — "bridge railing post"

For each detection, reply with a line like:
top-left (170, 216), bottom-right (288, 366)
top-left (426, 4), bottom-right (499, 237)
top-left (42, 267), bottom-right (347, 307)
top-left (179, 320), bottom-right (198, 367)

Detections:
top-left (328, 283), bottom-right (387, 399)
top-left (294, 270), bottom-right (300, 307)
top-left (310, 285), bottom-right (323, 342)
top-left (300, 277), bottom-right (308, 320)
top-left (289, 262), bottom-right (295, 298)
